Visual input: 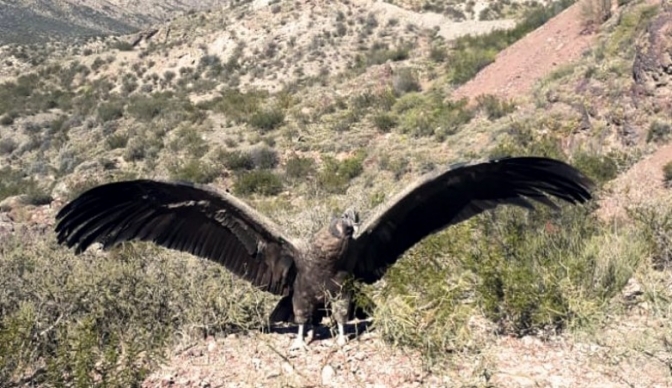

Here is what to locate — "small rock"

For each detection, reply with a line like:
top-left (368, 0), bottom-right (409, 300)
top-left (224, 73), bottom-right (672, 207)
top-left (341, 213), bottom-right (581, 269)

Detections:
top-left (282, 361), bottom-right (294, 375)
top-left (321, 364), bottom-right (336, 385)
top-left (0, 195), bottom-right (25, 212)
top-left (622, 277), bottom-right (644, 301)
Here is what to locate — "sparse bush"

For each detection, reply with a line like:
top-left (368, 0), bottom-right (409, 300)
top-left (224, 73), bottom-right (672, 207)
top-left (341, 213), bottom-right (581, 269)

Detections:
top-left (317, 153), bottom-right (365, 194)
top-left (22, 184), bottom-right (53, 206)
top-left (234, 170), bottom-right (283, 196)
top-left (222, 151), bottom-right (255, 173)
top-left (97, 101), bottom-right (124, 122)
top-left (376, 201), bottom-right (643, 355)
top-left (106, 133), bottom-right (129, 150)
top-left (112, 40), bottom-right (134, 51)
top-left (285, 155), bottom-right (316, 180)
top-left (581, 0), bottom-right (613, 29)
top-left (124, 138), bottom-right (148, 162)
top-left (0, 235), bottom-right (272, 387)
top-left (168, 158), bottom-right (219, 184)
top-left (392, 68), bottom-right (421, 96)
top-left (91, 57), bottom-right (106, 71)
top-left (372, 112), bottom-right (397, 133)
top-left (378, 154), bottom-right (409, 180)
top-left (247, 107), bottom-right (285, 132)
top-left (647, 120), bottom-right (672, 144)
top-left (0, 138), bottom-right (18, 155)
top-left (169, 126), bottom-right (209, 158)
top-left (572, 151), bottom-right (619, 186)
top-left (663, 162), bottom-right (672, 188)
top-left (0, 113), bottom-right (16, 126)
top-left (353, 43), bottom-right (411, 70)
top-left (0, 167), bottom-right (36, 201)
top-left (201, 88), bottom-right (268, 125)
top-left (395, 94), bottom-right (473, 138)
top-left (429, 45), bottom-right (447, 62)
top-left (475, 94), bottom-right (516, 120)
top-left (249, 147), bottom-right (279, 169)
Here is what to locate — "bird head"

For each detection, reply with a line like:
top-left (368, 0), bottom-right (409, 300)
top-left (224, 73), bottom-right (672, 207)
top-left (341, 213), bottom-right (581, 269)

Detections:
top-left (329, 208), bottom-right (360, 238)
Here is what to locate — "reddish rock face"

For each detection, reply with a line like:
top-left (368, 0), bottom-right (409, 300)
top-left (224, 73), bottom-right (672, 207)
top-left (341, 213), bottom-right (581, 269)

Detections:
top-left (632, 5), bottom-right (672, 111)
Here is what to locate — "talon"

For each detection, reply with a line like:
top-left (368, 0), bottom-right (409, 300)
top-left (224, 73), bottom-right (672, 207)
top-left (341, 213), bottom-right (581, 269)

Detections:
top-left (289, 323), bottom-right (310, 351)
top-left (336, 323), bottom-right (348, 346)
top-left (289, 337), bottom-right (309, 351)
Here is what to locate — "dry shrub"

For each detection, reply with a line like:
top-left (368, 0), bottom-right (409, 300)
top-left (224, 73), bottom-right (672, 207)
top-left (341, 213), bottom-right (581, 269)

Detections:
top-left (0, 233), bottom-right (274, 387)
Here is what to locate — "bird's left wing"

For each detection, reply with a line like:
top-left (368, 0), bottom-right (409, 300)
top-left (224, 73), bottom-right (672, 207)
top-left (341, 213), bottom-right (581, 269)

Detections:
top-left (55, 179), bottom-right (298, 296)
top-left (349, 156), bottom-right (594, 284)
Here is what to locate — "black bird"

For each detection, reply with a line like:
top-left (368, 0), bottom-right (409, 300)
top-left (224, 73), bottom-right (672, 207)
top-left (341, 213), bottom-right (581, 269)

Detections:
top-left (54, 156), bottom-right (593, 349)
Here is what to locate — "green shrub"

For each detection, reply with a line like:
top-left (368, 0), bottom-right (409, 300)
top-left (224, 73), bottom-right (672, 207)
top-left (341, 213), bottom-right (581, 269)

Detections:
top-left (234, 170), bottom-right (283, 196)
top-left (97, 101), bottom-right (124, 122)
top-left (168, 158), bottom-right (219, 184)
top-left (249, 147), bottom-right (279, 169)
top-left (168, 126), bottom-right (209, 158)
top-left (372, 112), bottom-right (397, 133)
top-left (112, 40), bottom-right (134, 51)
top-left (217, 150), bottom-right (255, 171)
top-left (0, 237), bottom-right (272, 387)
top-left (392, 68), bottom-right (421, 96)
top-left (126, 94), bottom-right (166, 122)
top-left (395, 94), bottom-right (473, 138)
top-left (247, 107), bottom-right (285, 132)
top-left (317, 153), bottom-right (365, 194)
top-left (0, 167), bottom-right (39, 201)
top-left (663, 162), bottom-right (672, 188)
top-left (201, 88), bottom-right (268, 124)
top-left (91, 57), bottom-right (106, 71)
top-left (571, 151), bottom-right (619, 186)
top-left (475, 94), bottom-right (516, 120)
top-left (285, 155), bottom-right (316, 180)
top-left (447, 47), bottom-right (497, 85)
top-left (375, 202), bottom-right (643, 355)
top-left (0, 113), bottom-right (16, 126)
top-left (0, 138), bottom-right (17, 155)
top-left (106, 133), bottom-right (129, 150)
top-left (647, 120), bottom-right (672, 144)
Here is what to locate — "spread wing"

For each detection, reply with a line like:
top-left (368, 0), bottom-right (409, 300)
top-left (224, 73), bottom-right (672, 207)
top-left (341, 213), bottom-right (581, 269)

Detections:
top-left (55, 180), bottom-right (299, 296)
top-left (349, 156), bottom-right (594, 284)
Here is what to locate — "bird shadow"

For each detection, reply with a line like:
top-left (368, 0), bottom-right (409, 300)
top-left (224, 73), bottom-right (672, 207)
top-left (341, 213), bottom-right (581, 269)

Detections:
top-left (266, 319), bottom-right (374, 341)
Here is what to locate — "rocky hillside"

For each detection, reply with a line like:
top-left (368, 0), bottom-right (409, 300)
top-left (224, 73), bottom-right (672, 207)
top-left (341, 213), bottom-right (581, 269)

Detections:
top-left (0, 0), bottom-right (226, 44)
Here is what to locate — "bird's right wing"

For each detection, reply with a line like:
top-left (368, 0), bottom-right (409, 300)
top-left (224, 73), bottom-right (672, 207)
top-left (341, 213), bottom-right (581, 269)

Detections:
top-left (349, 156), bottom-right (594, 284)
top-left (55, 180), bottom-right (299, 296)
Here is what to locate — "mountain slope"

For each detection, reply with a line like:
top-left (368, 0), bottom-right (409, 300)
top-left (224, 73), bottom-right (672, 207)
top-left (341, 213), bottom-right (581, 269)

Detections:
top-left (0, 0), bottom-right (226, 44)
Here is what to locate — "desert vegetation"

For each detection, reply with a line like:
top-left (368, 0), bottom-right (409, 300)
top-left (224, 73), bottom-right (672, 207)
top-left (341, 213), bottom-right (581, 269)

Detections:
top-left (1, 0), bottom-right (671, 386)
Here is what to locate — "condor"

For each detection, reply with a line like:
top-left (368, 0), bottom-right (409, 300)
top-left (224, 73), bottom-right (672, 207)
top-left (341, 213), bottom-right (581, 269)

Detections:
top-left (55, 156), bottom-right (593, 350)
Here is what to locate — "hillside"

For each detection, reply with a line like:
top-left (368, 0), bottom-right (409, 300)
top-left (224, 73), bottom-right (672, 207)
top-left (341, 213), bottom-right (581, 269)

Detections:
top-left (0, 0), bottom-right (226, 44)
top-left (1, 0), bottom-right (672, 386)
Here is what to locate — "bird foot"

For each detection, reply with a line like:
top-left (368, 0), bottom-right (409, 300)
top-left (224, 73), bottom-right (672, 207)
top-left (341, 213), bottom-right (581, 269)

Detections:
top-left (337, 335), bottom-right (348, 347)
top-left (289, 337), bottom-right (309, 352)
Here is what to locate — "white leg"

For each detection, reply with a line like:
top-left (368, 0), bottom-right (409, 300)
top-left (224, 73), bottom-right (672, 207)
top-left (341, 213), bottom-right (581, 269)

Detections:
top-left (337, 323), bottom-right (348, 346)
top-left (290, 323), bottom-right (309, 351)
